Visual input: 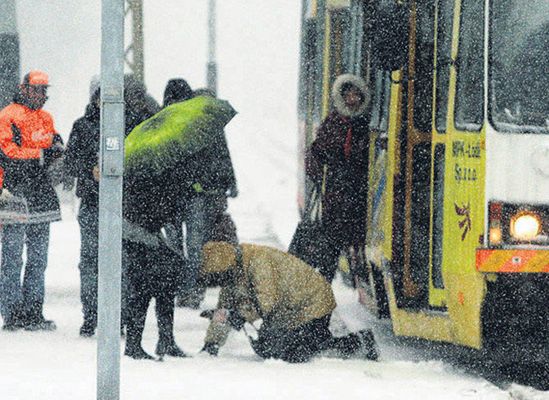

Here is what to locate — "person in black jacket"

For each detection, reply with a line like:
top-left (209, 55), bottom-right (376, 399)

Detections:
top-left (65, 76), bottom-right (160, 338)
top-left (119, 76), bottom-right (186, 359)
top-left (161, 81), bottom-right (239, 309)
top-left (124, 74), bottom-right (160, 135)
top-left (64, 87), bottom-right (101, 336)
top-left (123, 164), bottom-right (188, 360)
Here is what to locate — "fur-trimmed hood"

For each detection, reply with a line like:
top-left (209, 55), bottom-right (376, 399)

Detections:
top-left (332, 74), bottom-right (369, 118)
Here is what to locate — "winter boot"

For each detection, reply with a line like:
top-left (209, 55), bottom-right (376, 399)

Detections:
top-left (79, 319), bottom-right (97, 337)
top-left (332, 333), bottom-right (362, 359)
top-left (124, 345), bottom-right (155, 360)
top-left (357, 329), bottom-right (379, 361)
top-left (24, 316), bottom-right (57, 331)
top-left (23, 310), bottom-right (56, 331)
top-left (2, 309), bottom-right (26, 331)
top-left (155, 340), bottom-right (188, 358)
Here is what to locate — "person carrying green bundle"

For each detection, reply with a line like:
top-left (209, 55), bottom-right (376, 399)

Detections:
top-left (125, 94), bottom-right (236, 184)
top-left (122, 93), bottom-right (237, 359)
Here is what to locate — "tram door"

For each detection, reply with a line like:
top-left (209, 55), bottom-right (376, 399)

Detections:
top-left (393, 0), bottom-right (435, 308)
top-left (428, 0), bottom-right (455, 308)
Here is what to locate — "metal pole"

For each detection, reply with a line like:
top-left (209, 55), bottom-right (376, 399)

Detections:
top-left (207, 0), bottom-right (217, 94)
top-left (98, 0), bottom-right (125, 399)
top-left (0, 0), bottom-right (19, 109)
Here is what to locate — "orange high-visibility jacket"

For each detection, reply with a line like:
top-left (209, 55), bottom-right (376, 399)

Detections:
top-left (0, 103), bottom-right (56, 160)
top-left (0, 103), bottom-right (62, 224)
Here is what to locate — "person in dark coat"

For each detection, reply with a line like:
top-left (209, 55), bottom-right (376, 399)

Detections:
top-left (161, 80), bottom-right (239, 309)
top-left (123, 167), bottom-right (188, 360)
top-left (163, 78), bottom-right (194, 108)
top-left (120, 77), bottom-right (187, 359)
top-left (64, 87), bottom-right (101, 336)
top-left (305, 74), bottom-right (371, 282)
top-left (124, 74), bottom-right (160, 135)
top-left (65, 76), bottom-right (166, 344)
top-left (0, 70), bottom-right (64, 331)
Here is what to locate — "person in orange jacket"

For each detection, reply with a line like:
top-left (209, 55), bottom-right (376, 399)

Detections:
top-left (0, 70), bottom-right (64, 331)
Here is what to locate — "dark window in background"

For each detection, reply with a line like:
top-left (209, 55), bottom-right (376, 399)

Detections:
top-left (455, 0), bottom-right (485, 131)
top-left (431, 143), bottom-right (446, 289)
top-left (435, 0), bottom-right (454, 133)
top-left (302, 20), bottom-right (318, 123)
top-left (489, 0), bottom-right (549, 133)
top-left (413, 0), bottom-right (435, 133)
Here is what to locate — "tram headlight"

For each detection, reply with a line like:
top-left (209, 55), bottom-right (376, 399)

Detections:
top-left (510, 212), bottom-right (541, 241)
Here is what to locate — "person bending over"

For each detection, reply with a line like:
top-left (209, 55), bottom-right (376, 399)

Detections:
top-left (199, 241), bottom-right (378, 363)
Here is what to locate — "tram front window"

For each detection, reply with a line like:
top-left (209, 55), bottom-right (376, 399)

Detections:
top-left (490, 0), bottom-right (549, 133)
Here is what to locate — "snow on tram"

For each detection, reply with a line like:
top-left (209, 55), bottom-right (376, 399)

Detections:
top-left (297, 0), bottom-right (549, 367)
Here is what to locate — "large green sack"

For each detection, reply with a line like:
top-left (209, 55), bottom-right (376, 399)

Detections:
top-left (124, 96), bottom-right (236, 179)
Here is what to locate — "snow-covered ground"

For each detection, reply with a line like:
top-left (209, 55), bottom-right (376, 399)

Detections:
top-left (2, 210), bottom-right (545, 400)
top-left (1, 1), bottom-right (547, 399)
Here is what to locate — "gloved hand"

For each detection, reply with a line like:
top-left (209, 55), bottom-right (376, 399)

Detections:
top-left (200, 342), bottom-right (219, 357)
top-left (50, 142), bottom-right (64, 159)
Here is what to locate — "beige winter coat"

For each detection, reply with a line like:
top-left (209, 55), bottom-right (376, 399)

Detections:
top-left (202, 242), bottom-right (336, 346)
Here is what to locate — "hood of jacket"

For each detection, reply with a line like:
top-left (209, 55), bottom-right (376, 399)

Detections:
top-left (332, 74), bottom-right (369, 118)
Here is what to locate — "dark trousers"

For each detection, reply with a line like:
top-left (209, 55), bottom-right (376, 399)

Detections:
top-left (77, 203), bottom-right (98, 326)
top-left (252, 315), bottom-right (363, 363)
top-left (317, 226), bottom-right (365, 283)
top-left (124, 239), bottom-right (181, 351)
top-left (125, 284), bottom-right (176, 350)
top-left (165, 194), bottom-right (236, 295)
top-left (0, 223), bottom-right (50, 321)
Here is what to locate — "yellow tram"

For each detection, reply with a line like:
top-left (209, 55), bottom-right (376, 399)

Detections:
top-left (298, 0), bottom-right (549, 361)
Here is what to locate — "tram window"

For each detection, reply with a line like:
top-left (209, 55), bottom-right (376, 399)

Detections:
top-left (413, 0), bottom-right (435, 133)
top-left (454, 0), bottom-right (485, 131)
top-left (368, 69), bottom-right (391, 134)
top-left (369, 69), bottom-right (384, 130)
top-left (313, 14), bottom-right (326, 124)
top-left (489, 0), bottom-right (549, 133)
top-left (330, 9), bottom-right (352, 79)
top-left (431, 143), bottom-right (445, 289)
top-left (379, 70), bottom-right (391, 134)
top-left (301, 20), bottom-right (317, 120)
top-left (435, 0), bottom-right (454, 133)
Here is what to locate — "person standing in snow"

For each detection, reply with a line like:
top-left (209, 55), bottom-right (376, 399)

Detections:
top-left (199, 241), bottom-right (378, 363)
top-left (64, 85), bottom-right (101, 337)
top-left (304, 74), bottom-right (371, 283)
top-left (121, 78), bottom-right (187, 359)
top-left (162, 80), bottom-right (239, 310)
top-left (161, 77), bottom-right (195, 272)
top-left (65, 75), bottom-right (159, 338)
top-left (122, 161), bottom-right (188, 360)
top-left (0, 70), bottom-right (64, 331)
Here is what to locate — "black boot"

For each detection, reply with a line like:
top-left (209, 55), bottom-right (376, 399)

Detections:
top-left (155, 340), bottom-right (188, 358)
top-left (2, 309), bottom-right (26, 331)
top-left (357, 329), bottom-right (379, 361)
top-left (79, 319), bottom-right (96, 337)
top-left (23, 309), bottom-right (56, 331)
top-left (124, 345), bottom-right (155, 360)
top-left (330, 334), bottom-right (362, 359)
top-left (155, 295), bottom-right (186, 357)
